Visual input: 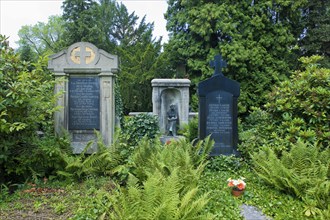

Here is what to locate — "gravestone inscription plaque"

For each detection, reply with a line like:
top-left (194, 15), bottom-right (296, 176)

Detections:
top-left (69, 77), bottom-right (100, 130)
top-left (198, 54), bottom-right (240, 156)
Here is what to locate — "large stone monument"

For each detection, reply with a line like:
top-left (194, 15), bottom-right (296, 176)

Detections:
top-left (48, 42), bottom-right (118, 153)
top-left (198, 54), bottom-right (240, 156)
top-left (151, 79), bottom-right (190, 135)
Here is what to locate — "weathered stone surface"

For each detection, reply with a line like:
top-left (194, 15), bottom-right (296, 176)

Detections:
top-left (151, 79), bottom-right (191, 134)
top-left (48, 42), bottom-right (118, 153)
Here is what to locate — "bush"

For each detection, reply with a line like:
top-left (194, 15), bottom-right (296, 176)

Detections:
top-left (265, 55), bottom-right (330, 150)
top-left (108, 170), bottom-right (214, 220)
top-left (122, 113), bottom-right (159, 146)
top-left (0, 35), bottom-right (64, 183)
top-left (179, 116), bottom-right (198, 142)
top-left (239, 56), bottom-right (330, 158)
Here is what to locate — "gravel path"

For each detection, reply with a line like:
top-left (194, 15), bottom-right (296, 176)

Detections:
top-left (240, 204), bottom-right (272, 220)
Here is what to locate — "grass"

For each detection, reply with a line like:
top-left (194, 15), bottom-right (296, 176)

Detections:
top-left (201, 166), bottom-right (306, 219)
top-left (0, 177), bottom-right (114, 220)
top-left (1, 160), bottom-right (308, 220)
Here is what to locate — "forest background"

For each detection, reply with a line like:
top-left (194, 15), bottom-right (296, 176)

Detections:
top-left (11, 0), bottom-right (329, 115)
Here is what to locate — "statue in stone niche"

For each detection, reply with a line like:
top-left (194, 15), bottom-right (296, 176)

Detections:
top-left (167, 104), bottom-right (178, 136)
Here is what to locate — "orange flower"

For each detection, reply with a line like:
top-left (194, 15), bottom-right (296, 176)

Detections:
top-left (237, 182), bottom-right (245, 190)
top-left (228, 181), bottom-right (235, 187)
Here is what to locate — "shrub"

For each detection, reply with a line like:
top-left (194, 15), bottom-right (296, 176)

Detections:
top-left (107, 137), bottom-right (214, 219)
top-left (207, 155), bottom-right (244, 173)
top-left (238, 107), bottom-right (273, 159)
top-left (123, 137), bottom-right (214, 188)
top-left (122, 113), bottom-right (159, 146)
top-left (179, 116), bottom-right (198, 142)
top-left (239, 56), bottom-right (330, 158)
top-left (57, 131), bottom-right (130, 182)
top-left (0, 35), bottom-right (64, 183)
top-left (265, 55), bottom-right (330, 150)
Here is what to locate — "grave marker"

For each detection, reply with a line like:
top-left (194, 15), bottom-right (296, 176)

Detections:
top-left (48, 42), bottom-right (118, 153)
top-left (198, 54), bottom-right (240, 156)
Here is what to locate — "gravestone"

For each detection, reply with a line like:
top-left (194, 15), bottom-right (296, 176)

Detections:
top-left (198, 54), bottom-right (240, 156)
top-left (48, 42), bottom-right (118, 153)
top-left (151, 79), bottom-right (190, 134)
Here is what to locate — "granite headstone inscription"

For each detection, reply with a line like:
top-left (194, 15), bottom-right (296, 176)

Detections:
top-left (48, 42), bottom-right (118, 154)
top-left (198, 54), bottom-right (240, 156)
top-left (69, 77), bottom-right (100, 130)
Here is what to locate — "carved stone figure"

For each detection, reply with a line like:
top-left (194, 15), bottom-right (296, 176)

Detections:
top-left (167, 104), bottom-right (178, 136)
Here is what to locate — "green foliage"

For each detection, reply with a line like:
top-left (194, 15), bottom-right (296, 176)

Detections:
top-left (239, 56), bottom-right (330, 158)
top-left (56, 130), bottom-right (214, 219)
top-left (123, 137), bottom-right (214, 188)
top-left (0, 35), bottom-right (67, 183)
top-left (207, 155), bottom-right (244, 173)
top-left (299, 0), bottom-right (330, 68)
top-left (265, 56), bottom-right (330, 149)
top-left (238, 107), bottom-right (273, 159)
top-left (165, 0), bottom-right (308, 114)
top-left (252, 140), bottom-right (330, 217)
top-left (0, 35), bottom-right (58, 135)
top-left (62, 0), bottom-right (104, 47)
top-left (57, 132), bottom-right (128, 181)
top-left (122, 113), bottom-right (160, 146)
top-left (179, 116), bottom-right (198, 142)
top-left (108, 136), bottom-right (214, 219)
top-left (109, 170), bottom-right (214, 220)
top-left (201, 158), bottom-right (308, 219)
top-left (17, 15), bottom-right (66, 57)
top-left (114, 82), bottom-right (124, 126)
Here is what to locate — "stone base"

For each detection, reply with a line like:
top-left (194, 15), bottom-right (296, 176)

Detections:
top-left (70, 131), bottom-right (98, 154)
top-left (159, 135), bottom-right (185, 144)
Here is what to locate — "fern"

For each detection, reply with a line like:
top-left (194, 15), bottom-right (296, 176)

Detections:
top-left (57, 131), bottom-right (129, 181)
top-left (252, 140), bottom-right (330, 214)
top-left (108, 170), bottom-right (213, 220)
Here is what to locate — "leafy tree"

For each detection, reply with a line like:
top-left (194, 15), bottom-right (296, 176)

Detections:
top-left (165, 0), bottom-right (308, 113)
top-left (17, 15), bottom-right (66, 57)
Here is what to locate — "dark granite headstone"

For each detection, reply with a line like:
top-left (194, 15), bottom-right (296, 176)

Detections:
top-left (69, 77), bottom-right (100, 130)
top-left (198, 54), bottom-right (240, 156)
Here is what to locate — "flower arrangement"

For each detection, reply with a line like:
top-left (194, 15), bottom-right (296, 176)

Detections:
top-left (227, 177), bottom-right (246, 191)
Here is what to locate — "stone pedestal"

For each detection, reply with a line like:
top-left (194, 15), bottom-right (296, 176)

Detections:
top-left (151, 79), bottom-right (190, 134)
top-left (48, 42), bottom-right (118, 153)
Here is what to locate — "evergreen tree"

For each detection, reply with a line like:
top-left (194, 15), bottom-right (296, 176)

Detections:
top-left (165, 0), bottom-right (308, 113)
top-left (299, 0), bottom-right (330, 68)
top-left (62, 0), bottom-right (105, 47)
top-left (111, 2), bottom-right (166, 113)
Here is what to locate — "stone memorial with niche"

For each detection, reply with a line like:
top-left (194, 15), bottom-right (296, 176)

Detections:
top-left (48, 42), bottom-right (118, 153)
top-left (151, 79), bottom-right (190, 142)
top-left (198, 54), bottom-right (240, 156)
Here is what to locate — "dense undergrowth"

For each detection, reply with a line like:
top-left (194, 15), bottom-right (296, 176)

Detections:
top-left (1, 155), bottom-right (309, 220)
